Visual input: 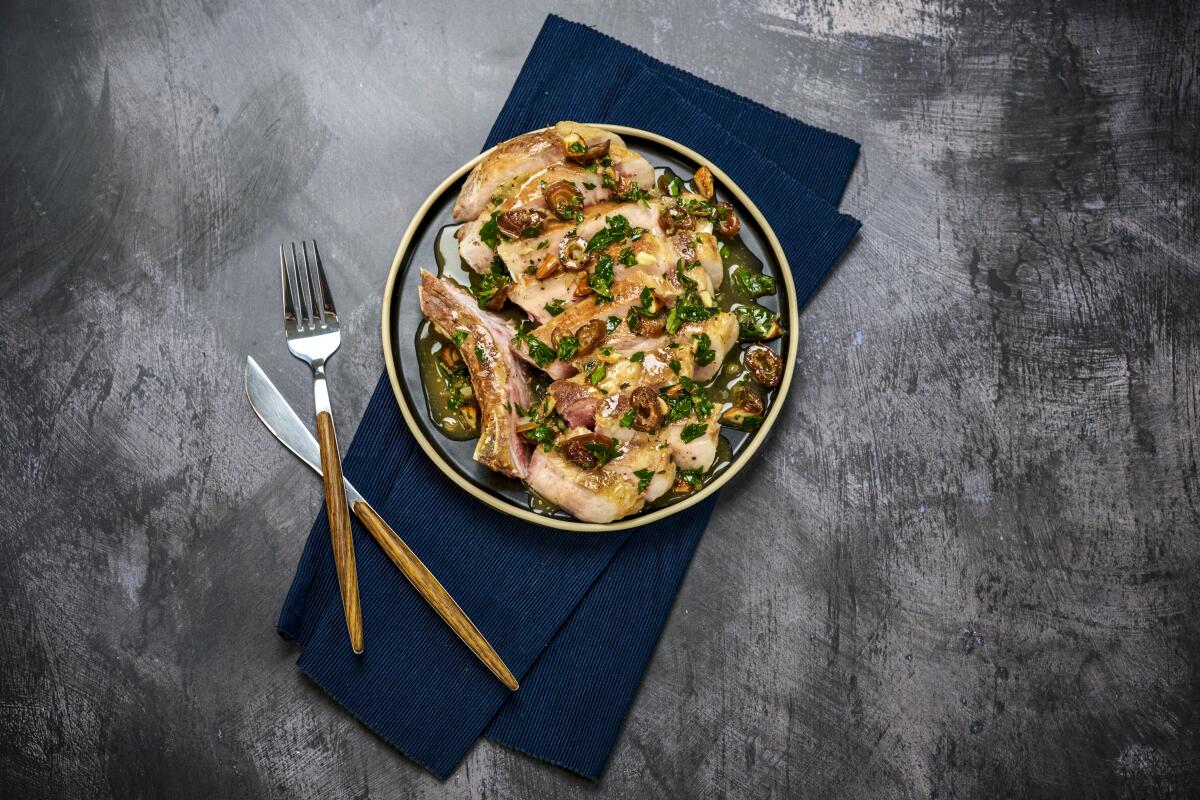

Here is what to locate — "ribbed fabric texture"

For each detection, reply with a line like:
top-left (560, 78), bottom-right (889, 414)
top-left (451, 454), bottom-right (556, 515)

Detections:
top-left (278, 14), bottom-right (861, 781)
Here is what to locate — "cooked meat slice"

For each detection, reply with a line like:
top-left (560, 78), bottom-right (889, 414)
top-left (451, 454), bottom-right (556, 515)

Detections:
top-left (607, 438), bottom-right (676, 502)
top-left (676, 312), bottom-right (739, 382)
top-left (548, 380), bottom-right (602, 428)
top-left (453, 122), bottom-right (652, 222)
top-left (525, 430), bottom-right (644, 523)
top-left (496, 200), bottom-right (655, 279)
top-left (507, 272), bottom-right (579, 325)
top-left (671, 231), bottom-right (724, 288)
top-left (452, 128), bottom-right (562, 222)
top-left (455, 215), bottom-right (499, 274)
top-left (512, 271), bottom-right (676, 377)
top-left (664, 417), bottom-right (720, 472)
top-left (417, 270), bottom-right (534, 478)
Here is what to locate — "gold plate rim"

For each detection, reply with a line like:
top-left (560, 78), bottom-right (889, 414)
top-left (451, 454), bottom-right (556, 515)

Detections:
top-left (380, 124), bottom-right (799, 533)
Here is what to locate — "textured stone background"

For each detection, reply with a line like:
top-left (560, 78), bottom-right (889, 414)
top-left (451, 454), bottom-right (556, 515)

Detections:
top-left (2, 1), bottom-right (1198, 797)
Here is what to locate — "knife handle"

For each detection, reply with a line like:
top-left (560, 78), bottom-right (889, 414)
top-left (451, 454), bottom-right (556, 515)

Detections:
top-left (351, 498), bottom-right (518, 691)
top-left (317, 411), bottom-right (363, 654)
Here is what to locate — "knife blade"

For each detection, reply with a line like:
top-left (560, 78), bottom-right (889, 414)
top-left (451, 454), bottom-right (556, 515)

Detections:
top-left (244, 356), bottom-right (518, 690)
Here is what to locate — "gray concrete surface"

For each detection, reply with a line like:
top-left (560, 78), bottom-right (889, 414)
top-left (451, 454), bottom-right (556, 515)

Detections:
top-left (2, 1), bottom-right (1198, 797)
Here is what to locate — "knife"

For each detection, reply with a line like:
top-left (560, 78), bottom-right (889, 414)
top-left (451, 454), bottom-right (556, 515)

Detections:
top-left (245, 356), bottom-right (518, 691)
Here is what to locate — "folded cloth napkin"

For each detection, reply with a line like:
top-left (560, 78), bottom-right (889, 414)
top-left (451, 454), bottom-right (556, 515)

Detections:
top-left (278, 14), bottom-right (861, 780)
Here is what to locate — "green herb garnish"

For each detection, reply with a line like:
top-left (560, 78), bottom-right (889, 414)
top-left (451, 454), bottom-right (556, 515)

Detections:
top-left (680, 422), bottom-right (708, 443)
top-left (735, 305), bottom-right (780, 340)
top-left (452, 329), bottom-right (468, 348)
top-left (619, 409), bottom-right (636, 428)
top-left (634, 468), bottom-right (655, 492)
top-left (588, 362), bottom-right (607, 385)
top-left (693, 333), bottom-right (715, 367)
top-left (619, 247), bottom-right (637, 267)
top-left (587, 254), bottom-right (615, 301)
top-left (544, 298), bottom-right (566, 316)
top-left (606, 315), bottom-right (622, 334)
top-left (479, 211), bottom-right (502, 249)
top-left (732, 268), bottom-right (776, 298)
top-left (586, 215), bottom-right (647, 253)
top-left (668, 358), bottom-right (682, 374)
top-left (629, 351), bottom-right (645, 363)
top-left (555, 334), bottom-right (579, 361)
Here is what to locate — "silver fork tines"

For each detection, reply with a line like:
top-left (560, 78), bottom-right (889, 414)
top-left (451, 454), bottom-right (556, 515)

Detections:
top-left (281, 241), bottom-right (340, 341)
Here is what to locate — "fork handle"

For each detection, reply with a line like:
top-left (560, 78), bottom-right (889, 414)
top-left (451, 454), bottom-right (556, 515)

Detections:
top-left (316, 408), bottom-right (363, 654)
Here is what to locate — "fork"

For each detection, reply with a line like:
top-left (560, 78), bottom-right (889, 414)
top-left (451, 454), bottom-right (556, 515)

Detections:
top-left (280, 241), bottom-right (363, 654)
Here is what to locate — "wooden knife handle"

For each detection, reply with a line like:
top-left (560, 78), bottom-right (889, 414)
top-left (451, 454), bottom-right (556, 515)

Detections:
top-left (316, 410), bottom-right (363, 654)
top-left (352, 499), bottom-right (518, 691)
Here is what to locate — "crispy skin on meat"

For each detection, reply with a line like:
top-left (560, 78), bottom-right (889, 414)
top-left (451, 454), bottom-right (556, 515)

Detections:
top-left (417, 270), bottom-right (533, 477)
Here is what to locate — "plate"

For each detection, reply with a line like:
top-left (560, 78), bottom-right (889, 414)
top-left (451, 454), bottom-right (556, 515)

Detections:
top-left (381, 125), bottom-right (798, 532)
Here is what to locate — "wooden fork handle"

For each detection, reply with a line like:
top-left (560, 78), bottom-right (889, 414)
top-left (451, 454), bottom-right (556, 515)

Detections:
top-left (351, 499), bottom-right (518, 691)
top-left (316, 411), bottom-right (363, 654)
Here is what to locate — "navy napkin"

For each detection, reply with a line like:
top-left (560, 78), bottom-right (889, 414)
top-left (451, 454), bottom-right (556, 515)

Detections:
top-left (278, 14), bottom-right (861, 780)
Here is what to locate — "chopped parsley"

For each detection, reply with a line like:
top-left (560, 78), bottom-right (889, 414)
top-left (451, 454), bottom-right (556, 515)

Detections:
top-left (586, 214), bottom-right (647, 253)
top-left (619, 247), bottom-right (637, 267)
top-left (665, 288), bottom-right (717, 334)
top-left (587, 254), bottom-right (616, 301)
top-left (693, 333), bottom-right (716, 367)
top-left (588, 362), bottom-right (607, 386)
top-left (515, 331), bottom-right (558, 367)
top-left (669, 358), bottom-right (682, 374)
top-left (677, 468), bottom-right (705, 489)
top-left (634, 468), bottom-right (655, 492)
top-left (479, 211), bottom-right (502, 250)
top-left (452, 329), bottom-right (468, 348)
top-left (719, 243), bottom-right (731, 259)
top-left (660, 377), bottom-right (713, 423)
top-left (582, 182), bottom-right (596, 190)
top-left (619, 409), bottom-right (636, 428)
top-left (474, 345), bottom-right (486, 362)
top-left (568, 141), bottom-right (586, 154)
top-left (606, 315), bottom-right (622, 334)
top-left (639, 286), bottom-right (654, 309)
top-left (629, 351), bottom-right (645, 363)
top-left (735, 305), bottom-right (780, 340)
top-left (473, 271), bottom-right (510, 309)
top-left (680, 422), bottom-right (709, 443)
top-left (583, 437), bottom-right (621, 466)
top-left (544, 298), bottom-right (566, 316)
top-left (732, 268), bottom-right (776, 298)
top-left (536, 240), bottom-right (549, 249)
top-left (555, 334), bottom-right (579, 361)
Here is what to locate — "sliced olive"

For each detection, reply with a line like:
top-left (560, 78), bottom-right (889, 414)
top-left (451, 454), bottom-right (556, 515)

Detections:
top-left (543, 180), bottom-right (582, 220)
top-left (692, 166), bottom-right (714, 201)
top-left (558, 235), bottom-right (589, 271)
top-left (719, 406), bottom-right (764, 431)
top-left (562, 432), bottom-right (616, 470)
top-left (574, 319), bottom-right (605, 356)
top-left (438, 344), bottom-right (463, 372)
top-left (659, 204), bottom-right (694, 235)
top-left (497, 208), bottom-right (549, 239)
top-left (713, 201), bottom-right (740, 238)
top-left (744, 344), bottom-right (783, 387)
top-left (629, 386), bottom-right (663, 433)
top-left (731, 383), bottom-right (766, 416)
top-left (459, 401), bottom-right (479, 429)
top-left (563, 134), bottom-right (610, 165)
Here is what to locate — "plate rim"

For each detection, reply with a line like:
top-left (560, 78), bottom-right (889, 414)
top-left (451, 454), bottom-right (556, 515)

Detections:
top-left (380, 124), bottom-right (799, 532)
